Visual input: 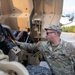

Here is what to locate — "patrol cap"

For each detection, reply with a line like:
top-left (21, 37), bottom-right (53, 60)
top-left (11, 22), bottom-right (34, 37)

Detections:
top-left (45, 25), bottom-right (62, 34)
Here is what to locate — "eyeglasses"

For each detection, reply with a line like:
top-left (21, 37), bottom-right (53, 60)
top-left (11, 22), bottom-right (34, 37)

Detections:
top-left (46, 32), bottom-right (54, 35)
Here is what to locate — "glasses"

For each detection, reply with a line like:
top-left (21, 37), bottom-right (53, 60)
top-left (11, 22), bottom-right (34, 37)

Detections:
top-left (46, 32), bottom-right (54, 35)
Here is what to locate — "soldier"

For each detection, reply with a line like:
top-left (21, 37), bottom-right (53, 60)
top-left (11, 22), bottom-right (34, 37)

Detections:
top-left (15, 25), bottom-right (75, 75)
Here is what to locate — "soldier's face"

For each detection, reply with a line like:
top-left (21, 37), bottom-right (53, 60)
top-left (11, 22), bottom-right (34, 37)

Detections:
top-left (46, 30), bottom-right (55, 41)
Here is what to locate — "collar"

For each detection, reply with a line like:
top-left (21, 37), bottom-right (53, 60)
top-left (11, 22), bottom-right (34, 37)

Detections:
top-left (46, 39), bottom-right (63, 51)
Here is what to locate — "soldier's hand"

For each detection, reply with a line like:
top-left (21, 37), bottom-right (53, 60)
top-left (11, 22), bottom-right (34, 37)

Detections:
top-left (36, 41), bottom-right (41, 46)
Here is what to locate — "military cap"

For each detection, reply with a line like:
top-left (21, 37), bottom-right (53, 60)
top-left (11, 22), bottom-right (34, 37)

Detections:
top-left (45, 25), bottom-right (62, 34)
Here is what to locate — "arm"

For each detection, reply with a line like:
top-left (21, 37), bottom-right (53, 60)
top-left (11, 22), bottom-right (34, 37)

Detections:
top-left (66, 43), bottom-right (75, 73)
top-left (15, 41), bottom-right (41, 51)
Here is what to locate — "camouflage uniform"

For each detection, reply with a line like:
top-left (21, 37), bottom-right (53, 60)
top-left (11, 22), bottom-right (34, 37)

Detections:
top-left (19, 39), bottom-right (75, 75)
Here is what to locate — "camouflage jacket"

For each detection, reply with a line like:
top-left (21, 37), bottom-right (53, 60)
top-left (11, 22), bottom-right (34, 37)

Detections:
top-left (19, 40), bottom-right (75, 75)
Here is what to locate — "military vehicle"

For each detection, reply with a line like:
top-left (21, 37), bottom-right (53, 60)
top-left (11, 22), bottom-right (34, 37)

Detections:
top-left (0, 0), bottom-right (63, 40)
top-left (0, 0), bottom-right (63, 75)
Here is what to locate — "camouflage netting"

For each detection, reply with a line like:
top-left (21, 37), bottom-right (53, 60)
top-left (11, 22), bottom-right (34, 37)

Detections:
top-left (26, 65), bottom-right (52, 75)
